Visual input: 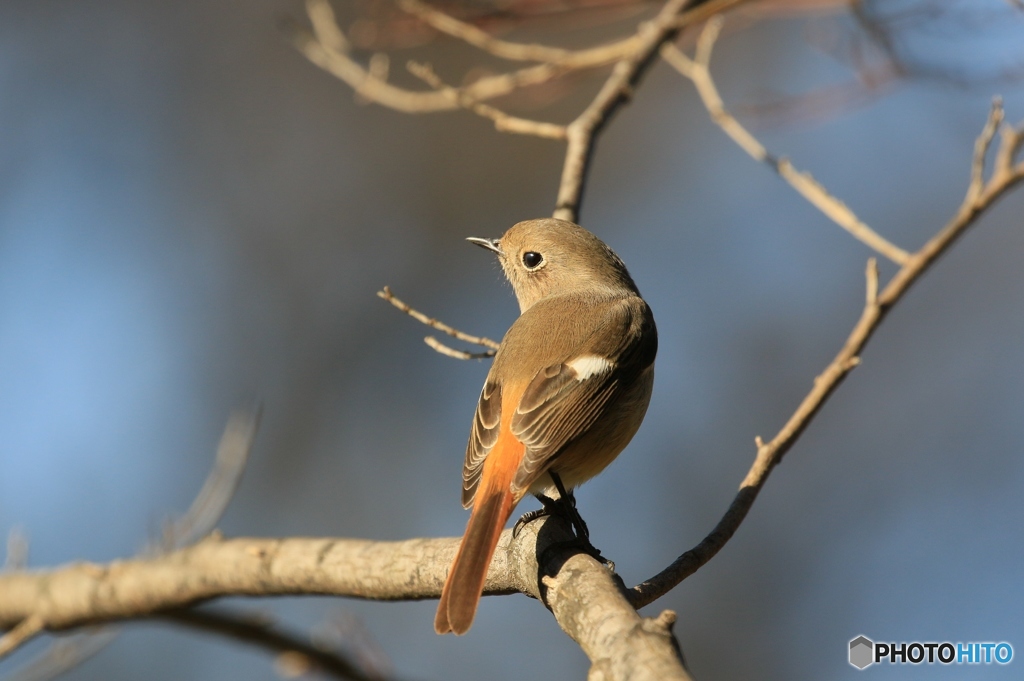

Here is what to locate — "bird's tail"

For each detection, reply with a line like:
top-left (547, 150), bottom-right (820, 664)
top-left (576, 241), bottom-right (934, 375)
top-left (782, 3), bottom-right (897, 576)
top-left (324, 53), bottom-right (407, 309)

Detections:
top-left (434, 473), bottom-right (516, 635)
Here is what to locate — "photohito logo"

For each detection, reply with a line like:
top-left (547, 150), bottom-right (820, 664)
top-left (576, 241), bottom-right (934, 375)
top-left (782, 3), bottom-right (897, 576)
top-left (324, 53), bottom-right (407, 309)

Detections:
top-left (849, 636), bottom-right (1013, 669)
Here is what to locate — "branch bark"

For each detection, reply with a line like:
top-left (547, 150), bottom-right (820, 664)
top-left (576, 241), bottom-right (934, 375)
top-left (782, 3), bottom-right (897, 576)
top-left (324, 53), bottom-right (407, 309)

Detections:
top-left (0, 518), bottom-right (690, 680)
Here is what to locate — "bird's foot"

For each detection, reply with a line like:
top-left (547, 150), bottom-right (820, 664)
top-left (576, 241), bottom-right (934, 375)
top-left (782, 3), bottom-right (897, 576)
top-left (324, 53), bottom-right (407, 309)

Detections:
top-left (512, 474), bottom-right (605, 562)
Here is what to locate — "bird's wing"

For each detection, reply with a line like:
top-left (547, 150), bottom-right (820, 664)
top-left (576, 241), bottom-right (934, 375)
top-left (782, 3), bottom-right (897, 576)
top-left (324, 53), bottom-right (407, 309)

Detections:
top-left (461, 379), bottom-right (501, 508)
top-left (509, 296), bottom-right (656, 494)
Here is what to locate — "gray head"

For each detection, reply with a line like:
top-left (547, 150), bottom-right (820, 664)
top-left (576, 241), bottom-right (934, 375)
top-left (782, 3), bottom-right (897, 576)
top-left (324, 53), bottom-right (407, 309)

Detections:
top-left (468, 218), bottom-right (640, 312)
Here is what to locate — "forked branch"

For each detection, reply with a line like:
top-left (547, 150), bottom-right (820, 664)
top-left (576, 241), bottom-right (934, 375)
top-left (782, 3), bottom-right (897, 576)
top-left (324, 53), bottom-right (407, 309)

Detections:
top-left (628, 100), bottom-right (1024, 607)
top-left (378, 286), bottom-right (498, 359)
top-left (660, 17), bottom-right (911, 264)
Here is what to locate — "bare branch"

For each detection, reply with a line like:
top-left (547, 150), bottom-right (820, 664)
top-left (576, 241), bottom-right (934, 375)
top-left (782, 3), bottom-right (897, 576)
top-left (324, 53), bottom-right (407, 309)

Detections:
top-left (423, 336), bottom-right (495, 360)
top-left (161, 407), bottom-right (261, 551)
top-left (306, 0), bottom-right (350, 54)
top-left (0, 518), bottom-right (690, 679)
top-left (0, 616), bottom-right (43, 659)
top-left (354, 53), bottom-right (392, 106)
top-left (378, 286), bottom-right (499, 349)
top-left (993, 115), bottom-right (1024, 185)
top-left (865, 258), bottom-right (878, 307)
top-left (4, 529), bottom-right (28, 572)
top-left (966, 97), bottom-right (1004, 206)
top-left (397, 0), bottom-right (574, 63)
top-left (661, 19), bottom-right (912, 265)
top-left (0, 629), bottom-right (118, 681)
top-left (157, 608), bottom-right (388, 681)
top-left (293, 0), bottom-right (749, 221)
top-left (406, 61), bottom-right (567, 139)
top-left (540, 551), bottom-right (691, 680)
top-left (554, 0), bottom-right (748, 222)
top-left (292, 0), bottom-right (745, 124)
top-left (0, 410), bottom-right (261, 668)
top-left (777, 158), bottom-right (911, 264)
top-left (628, 101), bottom-right (1024, 608)
top-left (291, 5), bottom-right (634, 114)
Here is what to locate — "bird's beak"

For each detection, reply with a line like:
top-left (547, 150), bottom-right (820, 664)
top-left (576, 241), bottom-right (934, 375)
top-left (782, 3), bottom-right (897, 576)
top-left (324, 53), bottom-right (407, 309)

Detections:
top-left (466, 237), bottom-right (503, 256)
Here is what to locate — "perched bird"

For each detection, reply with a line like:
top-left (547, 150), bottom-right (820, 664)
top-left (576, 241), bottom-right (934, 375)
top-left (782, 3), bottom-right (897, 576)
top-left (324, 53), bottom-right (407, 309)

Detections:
top-left (435, 218), bottom-right (657, 635)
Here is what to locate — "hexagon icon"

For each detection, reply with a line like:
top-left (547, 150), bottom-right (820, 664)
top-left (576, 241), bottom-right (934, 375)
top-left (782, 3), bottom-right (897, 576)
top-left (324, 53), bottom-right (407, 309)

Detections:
top-left (849, 636), bottom-right (874, 669)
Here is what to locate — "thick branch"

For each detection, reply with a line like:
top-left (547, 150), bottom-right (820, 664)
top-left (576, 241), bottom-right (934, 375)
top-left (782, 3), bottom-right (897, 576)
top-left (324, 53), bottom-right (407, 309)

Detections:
top-left (0, 408), bottom-right (260, 664)
top-left (0, 535), bottom-right (455, 631)
top-left (0, 519), bottom-right (688, 679)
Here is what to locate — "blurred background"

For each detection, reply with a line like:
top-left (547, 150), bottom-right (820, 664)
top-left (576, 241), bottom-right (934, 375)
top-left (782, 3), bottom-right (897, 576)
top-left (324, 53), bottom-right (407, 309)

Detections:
top-left (1, 0), bottom-right (1023, 679)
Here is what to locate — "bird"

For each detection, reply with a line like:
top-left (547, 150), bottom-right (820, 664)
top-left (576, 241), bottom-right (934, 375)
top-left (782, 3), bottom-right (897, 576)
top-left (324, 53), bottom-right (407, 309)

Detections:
top-left (434, 217), bottom-right (657, 635)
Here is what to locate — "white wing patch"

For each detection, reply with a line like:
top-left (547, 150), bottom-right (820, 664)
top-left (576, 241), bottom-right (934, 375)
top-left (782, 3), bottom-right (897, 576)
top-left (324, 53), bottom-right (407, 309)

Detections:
top-left (568, 354), bottom-right (615, 381)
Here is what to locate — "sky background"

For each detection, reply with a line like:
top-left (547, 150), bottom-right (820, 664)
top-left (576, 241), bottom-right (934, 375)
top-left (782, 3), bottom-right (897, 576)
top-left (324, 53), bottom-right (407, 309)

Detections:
top-left (1, 0), bottom-right (1024, 679)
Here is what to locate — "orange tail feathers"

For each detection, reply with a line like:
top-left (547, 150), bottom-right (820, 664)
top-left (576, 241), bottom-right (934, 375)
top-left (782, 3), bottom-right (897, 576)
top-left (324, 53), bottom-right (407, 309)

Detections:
top-left (435, 465), bottom-right (518, 634)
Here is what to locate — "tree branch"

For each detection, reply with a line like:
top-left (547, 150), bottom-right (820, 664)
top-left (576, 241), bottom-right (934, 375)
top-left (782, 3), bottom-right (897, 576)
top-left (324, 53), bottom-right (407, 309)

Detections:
top-left (0, 408), bottom-right (260, 667)
top-left (628, 100), bottom-right (1024, 607)
top-left (554, 0), bottom-right (728, 222)
top-left (660, 18), bottom-right (911, 264)
top-left (378, 286), bottom-right (498, 359)
top-left (161, 407), bottom-right (260, 551)
top-left (156, 608), bottom-right (389, 681)
top-left (405, 61), bottom-right (567, 139)
top-left (291, 0), bottom-right (640, 115)
top-left (1, 629), bottom-right (119, 681)
top-left (397, 0), bottom-right (577, 63)
top-left (0, 616), bottom-right (43, 658)
top-left (0, 518), bottom-right (690, 680)
top-left (291, 0), bottom-right (748, 222)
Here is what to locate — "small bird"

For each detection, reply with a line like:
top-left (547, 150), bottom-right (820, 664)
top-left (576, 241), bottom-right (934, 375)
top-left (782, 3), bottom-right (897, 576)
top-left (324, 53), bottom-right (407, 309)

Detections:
top-left (434, 218), bottom-right (657, 635)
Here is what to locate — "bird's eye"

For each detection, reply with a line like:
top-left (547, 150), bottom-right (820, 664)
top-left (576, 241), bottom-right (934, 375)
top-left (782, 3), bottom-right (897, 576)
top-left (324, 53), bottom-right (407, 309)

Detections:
top-left (522, 251), bottom-right (544, 270)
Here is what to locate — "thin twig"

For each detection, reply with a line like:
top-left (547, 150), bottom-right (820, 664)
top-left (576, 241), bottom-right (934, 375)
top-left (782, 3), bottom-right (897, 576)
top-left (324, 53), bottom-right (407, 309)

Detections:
top-left (0, 629), bottom-right (118, 681)
top-left (993, 106), bottom-right (1024, 184)
top-left (629, 100), bottom-right (1024, 608)
top-left (291, 10), bottom-right (629, 114)
top-left (378, 287), bottom-right (499, 359)
top-left (161, 407), bottom-right (261, 551)
top-left (0, 616), bottom-right (43, 659)
top-left (553, 0), bottom-right (747, 222)
top-left (0, 410), bottom-right (261, 671)
top-left (966, 96), bottom-right (1004, 206)
top-left (398, 0), bottom-right (574, 63)
top-left (4, 529), bottom-right (28, 572)
top-left (406, 61), bottom-right (567, 139)
top-left (292, 0), bottom-right (743, 119)
top-left (865, 258), bottom-right (878, 307)
top-left (157, 608), bottom-right (393, 681)
top-left (293, 0), bottom-right (748, 222)
top-left (424, 336), bottom-right (495, 360)
top-left (661, 19), bottom-right (912, 265)
top-left (306, 0), bottom-right (350, 54)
